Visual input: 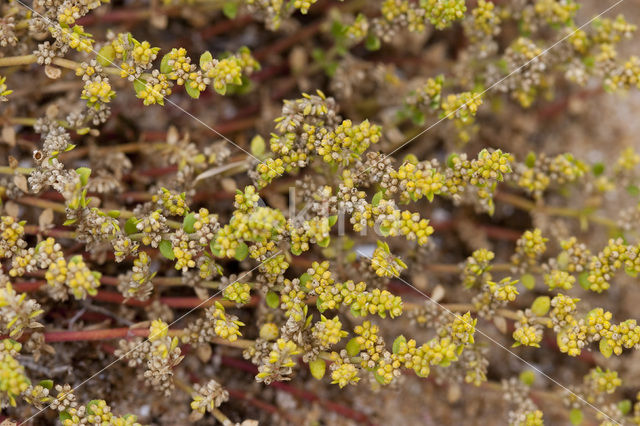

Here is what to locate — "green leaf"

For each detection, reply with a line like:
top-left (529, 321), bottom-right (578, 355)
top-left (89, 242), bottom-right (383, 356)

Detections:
top-left (309, 359), bottom-right (326, 380)
top-left (328, 215), bottom-right (338, 227)
top-left (234, 242), bottom-right (249, 261)
top-left (524, 152), bottom-right (536, 168)
top-left (210, 242), bottom-right (222, 257)
top-left (578, 271), bottom-right (590, 290)
top-left (599, 339), bottom-right (613, 358)
top-left (531, 296), bottom-right (551, 316)
top-left (349, 305), bottom-right (362, 317)
top-left (330, 21), bottom-right (347, 38)
top-left (519, 370), bottom-right (535, 386)
top-left (97, 45), bottom-right (115, 67)
top-left (520, 273), bottom-right (535, 290)
top-left (411, 109), bottom-right (425, 125)
top-left (183, 212), bottom-right (197, 234)
top-left (569, 408), bottom-right (583, 425)
top-left (557, 251), bottom-right (570, 270)
top-left (373, 370), bottom-right (386, 384)
top-left (86, 400), bottom-right (101, 415)
top-left (592, 162), bottom-right (605, 176)
top-left (75, 167), bottom-right (92, 186)
top-left (38, 379), bottom-right (54, 390)
top-left (317, 237), bottom-right (330, 248)
top-left (300, 272), bottom-right (312, 287)
top-left (291, 246), bottom-right (302, 256)
top-left (618, 399), bottom-right (632, 415)
top-left (60, 411), bottom-right (72, 421)
top-left (107, 210), bottom-right (120, 218)
top-left (199, 51), bottom-right (213, 68)
top-left (392, 335), bottom-right (406, 354)
top-left (185, 81), bottom-right (201, 99)
top-left (626, 184), bottom-right (640, 197)
top-left (124, 216), bottom-right (139, 235)
top-left (63, 218), bottom-right (77, 226)
top-left (446, 153), bottom-right (459, 168)
top-left (265, 291), bottom-right (279, 309)
top-left (160, 53), bottom-right (172, 74)
top-left (365, 34), bottom-right (381, 51)
top-left (133, 78), bottom-right (147, 95)
top-left (159, 240), bottom-right (175, 260)
top-left (316, 297), bottom-right (325, 313)
top-left (346, 338), bottom-right (361, 357)
top-left (249, 134), bottom-right (266, 158)
top-left (214, 84), bottom-right (227, 95)
top-left (372, 191), bottom-right (383, 207)
top-left (222, 2), bottom-right (238, 19)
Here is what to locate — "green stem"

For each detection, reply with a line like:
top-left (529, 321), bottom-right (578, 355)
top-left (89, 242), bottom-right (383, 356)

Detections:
top-left (495, 191), bottom-right (619, 230)
top-left (0, 166), bottom-right (34, 175)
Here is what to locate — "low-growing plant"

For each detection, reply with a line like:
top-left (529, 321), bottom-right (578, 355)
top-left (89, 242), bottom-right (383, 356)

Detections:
top-left (1, 0), bottom-right (640, 424)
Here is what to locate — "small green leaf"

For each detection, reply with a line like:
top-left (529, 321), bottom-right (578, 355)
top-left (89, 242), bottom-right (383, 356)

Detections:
top-left (124, 216), bottom-right (139, 235)
top-left (309, 359), bottom-right (326, 380)
top-left (38, 379), bottom-right (54, 390)
top-left (97, 45), bottom-right (115, 67)
top-left (524, 152), bottom-right (536, 168)
top-left (60, 411), bottom-right (72, 421)
top-left (159, 240), bottom-right (175, 260)
top-left (133, 78), bottom-right (147, 95)
top-left (160, 53), bottom-right (172, 74)
top-left (592, 162), bottom-right (605, 176)
top-left (107, 210), bottom-right (120, 218)
top-left (365, 34), bottom-right (381, 51)
top-left (531, 296), bottom-right (551, 316)
top-left (520, 273), bottom-right (535, 290)
top-left (373, 370), bottom-right (386, 384)
top-left (265, 291), bottom-right (279, 309)
top-left (300, 272), bottom-right (312, 287)
top-left (75, 167), bottom-right (92, 186)
top-left (578, 271), bottom-right (590, 290)
top-left (250, 135), bottom-right (266, 158)
top-left (185, 81), bottom-right (201, 99)
top-left (349, 305), bottom-right (362, 317)
top-left (330, 21), bottom-right (347, 38)
top-left (214, 84), bottom-right (227, 95)
top-left (291, 246), bottom-right (302, 256)
top-left (210, 242), bottom-right (222, 257)
top-left (328, 215), bottom-right (338, 227)
top-left (372, 191), bottom-right (383, 207)
top-left (618, 399), bottom-right (632, 415)
top-left (557, 251), bottom-right (570, 270)
top-left (86, 400), bottom-right (101, 415)
top-left (519, 370), bottom-right (535, 386)
top-left (392, 335), bottom-right (406, 354)
top-left (199, 51), bottom-right (213, 68)
top-left (411, 109), bottom-right (425, 125)
top-left (446, 153), bottom-right (459, 168)
top-left (234, 242), bottom-right (249, 261)
top-left (222, 2), bottom-right (238, 19)
top-left (346, 338), bottom-right (361, 357)
top-left (569, 408), bottom-right (583, 425)
top-left (317, 237), bottom-right (330, 248)
top-left (626, 185), bottom-right (640, 196)
top-left (599, 339), bottom-right (613, 358)
top-left (183, 212), bottom-right (197, 234)
top-left (63, 218), bottom-right (77, 226)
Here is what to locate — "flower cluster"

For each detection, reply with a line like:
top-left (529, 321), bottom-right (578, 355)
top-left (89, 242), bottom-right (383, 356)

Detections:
top-left (370, 240), bottom-right (407, 278)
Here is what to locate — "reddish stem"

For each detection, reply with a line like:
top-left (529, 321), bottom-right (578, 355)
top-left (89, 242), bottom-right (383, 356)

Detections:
top-left (44, 327), bottom-right (149, 342)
